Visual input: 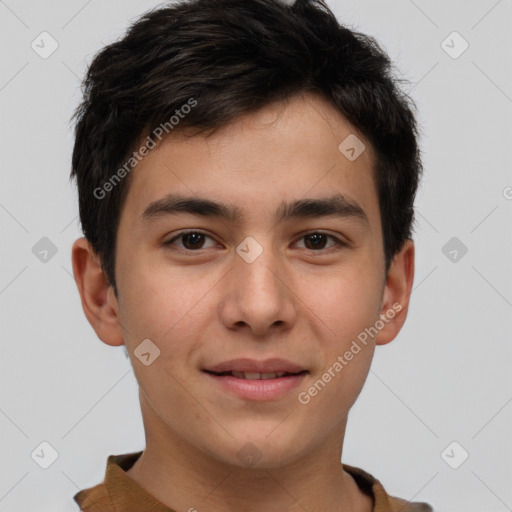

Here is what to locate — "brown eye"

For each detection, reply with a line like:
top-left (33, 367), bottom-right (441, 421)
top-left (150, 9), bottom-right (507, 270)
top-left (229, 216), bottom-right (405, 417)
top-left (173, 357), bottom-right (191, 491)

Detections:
top-left (181, 232), bottom-right (206, 250)
top-left (164, 231), bottom-right (217, 251)
top-left (304, 233), bottom-right (328, 250)
top-left (296, 232), bottom-right (346, 251)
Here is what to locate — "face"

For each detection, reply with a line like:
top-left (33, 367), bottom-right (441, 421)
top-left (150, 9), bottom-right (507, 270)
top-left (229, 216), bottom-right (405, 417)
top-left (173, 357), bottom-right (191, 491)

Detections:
top-left (73, 92), bottom-right (414, 469)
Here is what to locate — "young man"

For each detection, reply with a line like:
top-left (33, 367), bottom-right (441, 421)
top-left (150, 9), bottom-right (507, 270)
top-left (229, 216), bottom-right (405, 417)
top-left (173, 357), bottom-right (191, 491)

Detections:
top-left (70, 0), bottom-right (433, 510)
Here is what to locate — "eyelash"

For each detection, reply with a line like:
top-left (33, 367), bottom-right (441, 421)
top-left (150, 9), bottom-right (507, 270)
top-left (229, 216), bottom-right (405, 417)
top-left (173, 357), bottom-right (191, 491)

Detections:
top-left (163, 230), bottom-right (348, 254)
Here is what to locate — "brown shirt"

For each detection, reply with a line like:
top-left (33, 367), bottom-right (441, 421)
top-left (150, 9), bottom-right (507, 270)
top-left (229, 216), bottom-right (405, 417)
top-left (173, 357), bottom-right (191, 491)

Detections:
top-left (74, 451), bottom-right (433, 512)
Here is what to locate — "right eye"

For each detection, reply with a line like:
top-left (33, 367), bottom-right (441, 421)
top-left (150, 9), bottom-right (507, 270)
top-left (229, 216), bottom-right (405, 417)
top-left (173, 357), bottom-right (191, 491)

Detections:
top-left (163, 230), bottom-right (218, 252)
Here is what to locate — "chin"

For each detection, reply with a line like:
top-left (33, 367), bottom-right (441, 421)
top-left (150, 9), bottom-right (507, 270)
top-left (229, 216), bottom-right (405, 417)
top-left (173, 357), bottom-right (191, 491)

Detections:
top-left (213, 429), bottom-right (307, 469)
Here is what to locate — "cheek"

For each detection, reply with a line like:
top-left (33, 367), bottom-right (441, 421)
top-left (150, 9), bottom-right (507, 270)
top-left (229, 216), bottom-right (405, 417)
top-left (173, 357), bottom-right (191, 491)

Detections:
top-left (118, 259), bottom-right (198, 336)
top-left (118, 263), bottom-right (216, 385)
top-left (301, 266), bottom-right (381, 340)
top-left (312, 347), bottom-right (375, 425)
top-left (297, 268), bottom-right (380, 407)
top-left (300, 322), bottom-right (376, 420)
top-left (119, 270), bottom-right (203, 403)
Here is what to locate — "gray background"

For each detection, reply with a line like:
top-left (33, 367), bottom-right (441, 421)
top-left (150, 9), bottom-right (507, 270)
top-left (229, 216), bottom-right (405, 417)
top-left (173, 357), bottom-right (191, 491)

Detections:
top-left (0, 0), bottom-right (511, 511)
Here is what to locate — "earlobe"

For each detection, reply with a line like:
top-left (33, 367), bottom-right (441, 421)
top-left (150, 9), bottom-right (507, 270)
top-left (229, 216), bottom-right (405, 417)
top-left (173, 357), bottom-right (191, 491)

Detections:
top-left (374, 239), bottom-right (415, 346)
top-left (71, 237), bottom-right (124, 347)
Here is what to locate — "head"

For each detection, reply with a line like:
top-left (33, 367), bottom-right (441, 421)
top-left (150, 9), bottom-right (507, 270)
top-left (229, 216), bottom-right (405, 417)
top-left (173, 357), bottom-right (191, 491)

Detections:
top-left (71, 0), bottom-right (421, 469)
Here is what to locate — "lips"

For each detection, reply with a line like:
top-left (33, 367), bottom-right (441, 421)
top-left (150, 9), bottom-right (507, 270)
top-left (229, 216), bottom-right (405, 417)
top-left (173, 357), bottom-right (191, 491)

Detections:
top-left (204, 369), bottom-right (308, 400)
top-left (203, 357), bottom-right (307, 376)
top-left (206, 370), bottom-right (307, 380)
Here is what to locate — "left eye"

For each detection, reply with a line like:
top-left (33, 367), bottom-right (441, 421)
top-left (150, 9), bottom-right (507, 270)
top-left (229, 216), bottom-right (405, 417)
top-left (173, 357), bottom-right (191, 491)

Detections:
top-left (163, 231), bottom-right (346, 252)
top-left (294, 232), bottom-right (345, 251)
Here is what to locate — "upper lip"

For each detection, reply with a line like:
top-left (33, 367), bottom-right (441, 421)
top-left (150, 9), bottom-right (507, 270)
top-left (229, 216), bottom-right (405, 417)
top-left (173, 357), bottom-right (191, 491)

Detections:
top-left (204, 358), bottom-right (307, 374)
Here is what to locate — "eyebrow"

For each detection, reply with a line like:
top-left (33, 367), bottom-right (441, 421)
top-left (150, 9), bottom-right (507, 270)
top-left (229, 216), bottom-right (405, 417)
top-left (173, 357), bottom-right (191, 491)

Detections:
top-left (141, 193), bottom-right (369, 227)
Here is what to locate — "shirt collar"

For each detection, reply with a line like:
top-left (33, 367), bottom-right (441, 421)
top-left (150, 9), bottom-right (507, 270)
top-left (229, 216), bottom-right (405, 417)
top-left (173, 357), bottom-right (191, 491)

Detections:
top-left (74, 450), bottom-right (431, 512)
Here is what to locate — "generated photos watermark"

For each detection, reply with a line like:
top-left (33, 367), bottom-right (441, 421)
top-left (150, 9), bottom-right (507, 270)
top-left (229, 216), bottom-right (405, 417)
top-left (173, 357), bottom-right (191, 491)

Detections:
top-left (297, 302), bottom-right (402, 405)
top-left (93, 97), bottom-right (198, 200)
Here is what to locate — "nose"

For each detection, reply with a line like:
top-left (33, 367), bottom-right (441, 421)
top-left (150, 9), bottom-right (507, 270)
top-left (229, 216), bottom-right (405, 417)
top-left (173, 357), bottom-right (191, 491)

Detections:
top-left (218, 242), bottom-right (298, 338)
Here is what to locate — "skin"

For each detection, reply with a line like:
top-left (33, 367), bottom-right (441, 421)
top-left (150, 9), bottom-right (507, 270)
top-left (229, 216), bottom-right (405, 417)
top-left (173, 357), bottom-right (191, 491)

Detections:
top-left (72, 92), bottom-right (414, 512)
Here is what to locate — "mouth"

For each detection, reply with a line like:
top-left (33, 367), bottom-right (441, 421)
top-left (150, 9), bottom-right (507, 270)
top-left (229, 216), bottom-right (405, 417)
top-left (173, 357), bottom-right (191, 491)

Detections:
top-left (203, 369), bottom-right (309, 380)
top-left (202, 369), bottom-right (309, 401)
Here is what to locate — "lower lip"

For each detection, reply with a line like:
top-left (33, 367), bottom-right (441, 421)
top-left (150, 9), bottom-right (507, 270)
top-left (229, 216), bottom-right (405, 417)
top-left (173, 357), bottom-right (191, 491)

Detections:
top-left (204, 371), bottom-right (307, 401)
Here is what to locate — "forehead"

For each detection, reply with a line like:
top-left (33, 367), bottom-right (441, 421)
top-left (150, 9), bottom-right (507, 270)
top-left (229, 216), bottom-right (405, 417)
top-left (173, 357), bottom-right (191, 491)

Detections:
top-left (120, 93), bottom-right (380, 231)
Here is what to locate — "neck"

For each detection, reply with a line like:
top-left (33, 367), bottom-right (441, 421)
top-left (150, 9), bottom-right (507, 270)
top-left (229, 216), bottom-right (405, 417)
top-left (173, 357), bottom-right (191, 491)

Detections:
top-left (126, 392), bottom-right (373, 512)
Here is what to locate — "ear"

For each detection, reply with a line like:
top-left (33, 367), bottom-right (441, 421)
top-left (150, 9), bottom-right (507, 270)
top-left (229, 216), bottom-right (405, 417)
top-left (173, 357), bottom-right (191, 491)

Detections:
top-left (71, 237), bottom-right (124, 347)
top-left (374, 239), bottom-right (415, 346)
